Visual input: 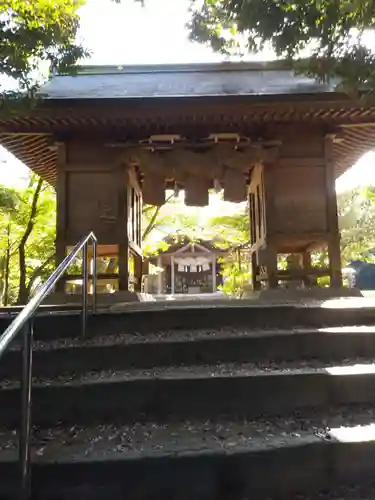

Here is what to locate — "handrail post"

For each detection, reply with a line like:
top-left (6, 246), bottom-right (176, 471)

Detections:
top-left (82, 244), bottom-right (88, 338)
top-left (92, 237), bottom-right (97, 314)
top-left (19, 320), bottom-right (33, 500)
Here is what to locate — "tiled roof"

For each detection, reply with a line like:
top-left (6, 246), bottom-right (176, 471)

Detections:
top-left (39, 61), bottom-right (339, 100)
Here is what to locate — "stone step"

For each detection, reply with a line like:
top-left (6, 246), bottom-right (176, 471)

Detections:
top-left (2, 326), bottom-right (375, 379)
top-left (2, 360), bottom-right (375, 426)
top-left (295, 484), bottom-right (375, 500)
top-left (0, 406), bottom-right (375, 499)
top-left (2, 302), bottom-right (375, 342)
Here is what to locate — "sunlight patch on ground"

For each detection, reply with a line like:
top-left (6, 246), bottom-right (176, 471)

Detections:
top-left (320, 298), bottom-right (375, 309)
top-left (330, 424), bottom-right (375, 442)
top-left (318, 326), bottom-right (375, 333)
top-left (326, 364), bottom-right (375, 376)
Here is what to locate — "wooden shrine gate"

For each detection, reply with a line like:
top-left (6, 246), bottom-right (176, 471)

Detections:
top-left (1, 61), bottom-right (375, 294)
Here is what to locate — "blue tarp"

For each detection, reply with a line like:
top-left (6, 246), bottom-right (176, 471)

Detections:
top-left (347, 260), bottom-right (375, 290)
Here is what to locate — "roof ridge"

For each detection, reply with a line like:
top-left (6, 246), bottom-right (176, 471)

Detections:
top-left (64, 60), bottom-right (292, 77)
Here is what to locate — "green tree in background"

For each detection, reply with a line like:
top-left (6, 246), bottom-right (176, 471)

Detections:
top-left (1, 0), bottom-right (86, 80)
top-left (208, 207), bottom-right (251, 296)
top-left (189, 0), bottom-right (375, 92)
top-left (0, 185), bottom-right (19, 304)
top-left (339, 188), bottom-right (375, 264)
top-left (208, 210), bottom-right (249, 247)
top-left (142, 193), bottom-right (209, 255)
top-left (0, 176), bottom-right (56, 305)
top-left (0, 0), bottom-right (87, 110)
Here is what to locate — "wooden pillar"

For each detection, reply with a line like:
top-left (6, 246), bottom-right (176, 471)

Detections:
top-left (263, 162), bottom-right (278, 289)
top-left (324, 135), bottom-right (342, 288)
top-left (117, 166), bottom-right (129, 291)
top-left (251, 252), bottom-right (260, 290)
top-left (170, 255), bottom-right (175, 295)
top-left (212, 254), bottom-right (217, 292)
top-left (157, 256), bottom-right (162, 294)
top-left (55, 142), bottom-right (67, 292)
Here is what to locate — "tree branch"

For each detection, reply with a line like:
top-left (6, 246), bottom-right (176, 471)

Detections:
top-left (142, 193), bottom-right (174, 241)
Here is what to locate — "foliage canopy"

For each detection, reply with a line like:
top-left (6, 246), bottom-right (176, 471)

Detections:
top-left (0, 0), bottom-right (87, 100)
top-left (189, 0), bottom-right (375, 91)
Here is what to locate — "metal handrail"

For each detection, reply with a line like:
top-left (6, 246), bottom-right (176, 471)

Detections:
top-left (0, 231), bottom-right (98, 500)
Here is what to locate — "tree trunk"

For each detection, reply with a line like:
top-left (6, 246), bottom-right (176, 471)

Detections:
top-left (0, 256), bottom-right (5, 306)
top-left (17, 178), bottom-right (43, 305)
top-left (142, 194), bottom-right (174, 241)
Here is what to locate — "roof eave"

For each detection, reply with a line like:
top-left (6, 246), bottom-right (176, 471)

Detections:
top-left (36, 91), bottom-right (352, 108)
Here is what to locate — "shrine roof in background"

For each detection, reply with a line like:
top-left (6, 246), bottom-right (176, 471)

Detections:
top-left (151, 237), bottom-right (229, 258)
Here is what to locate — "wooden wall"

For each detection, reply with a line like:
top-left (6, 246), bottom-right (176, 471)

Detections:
top-left (66, 171), bottom-right (118, 243)
top-left (272, 166), bottom-right (327, 233)
top-left (56, 140), bottom-right (143, 292)
top-left (271, 126), bottom-right (328, 236)
top-left (58, 141), bottom-right (119, 245)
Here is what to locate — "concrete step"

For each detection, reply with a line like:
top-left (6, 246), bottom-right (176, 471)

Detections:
top-left (0, 406), bottom-right (375, 499)
top-left (2, 360), bottom-right (375, 426)
top-left (2, 302), bottom-right (375, 342)
top-left (2, 326), bottom-right (375, 379)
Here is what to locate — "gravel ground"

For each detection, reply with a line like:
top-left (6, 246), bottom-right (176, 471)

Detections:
top-left (8, 325), bottom-right (375, 352)
top-left (1, 357), bottom-right (375, 388)
top-left (0, 404), bottom-right (375, 460)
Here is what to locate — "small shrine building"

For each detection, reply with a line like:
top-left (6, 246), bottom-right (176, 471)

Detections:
top-left (146, 238), bottom-right (226, 295)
